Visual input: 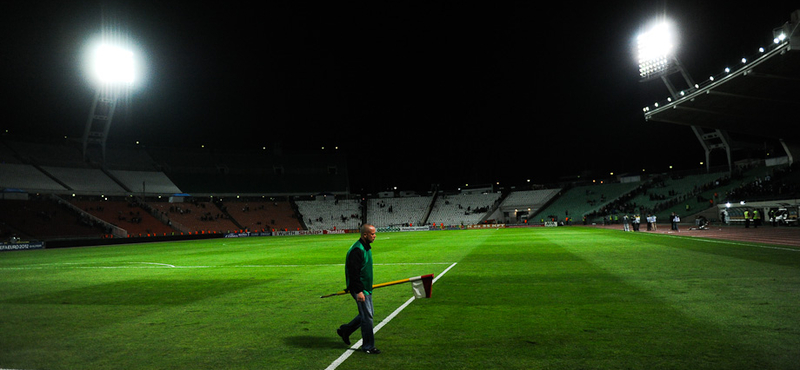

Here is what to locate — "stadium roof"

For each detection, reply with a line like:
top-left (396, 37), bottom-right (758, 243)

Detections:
top-left (644, 41), bottom-right (800, 142)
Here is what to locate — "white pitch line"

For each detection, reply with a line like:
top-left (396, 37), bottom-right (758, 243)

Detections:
top-left (324, 262), bottom-right (457, 370)
top-left (139, 262), bottom-right (177, 268)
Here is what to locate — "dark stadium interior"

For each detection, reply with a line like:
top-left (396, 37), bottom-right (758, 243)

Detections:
top-left (2, 2), bottom-right (799, 245)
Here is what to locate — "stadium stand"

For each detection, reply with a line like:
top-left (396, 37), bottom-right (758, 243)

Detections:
top-left (70, 198), bottom-right (177, 237)
top-left (499, 188), bottom-right (562, 222)
top-left (531, 183), bottom-right (639, 223)
top-left (110, 170), bottom-right (181, 194)
top-left (295, 197), bottom-right (362, 231)
top-left (501, 188), bottom-right (561, 209)
top-left (2, 134), bottom-right (796, 243)
top-left (217, 199), bottom-right (302, 232)
top-left (0, 197), bottom-right (109, 240)
top-left (367, 196), bottom-right (432, 227)
top-left (656, 164), bottom-right (798, 223)
top-left (42, 167), bottom-right (127, 193)
top-left (427, 192), bottom-right (501, 227)
top-left (585, 172), bottom-right (723, 221)
top-left (148, 200), bottom-right (240, 234)
top-left (0, 163), bottom-right (69, 193)
top-left (528, 163), bottom-right (798, 227)
top-left (721, 165), bottom-right (797, 202)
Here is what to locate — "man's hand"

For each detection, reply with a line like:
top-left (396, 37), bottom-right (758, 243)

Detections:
top-left (356, 291), bottom-right (365, 302)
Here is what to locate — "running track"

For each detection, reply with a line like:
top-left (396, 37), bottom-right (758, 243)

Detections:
top-left (584, 223), bottom-right (800, 248)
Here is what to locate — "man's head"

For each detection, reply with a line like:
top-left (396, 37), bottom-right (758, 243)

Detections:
top-left (360, 224), bottom-right (376, 244)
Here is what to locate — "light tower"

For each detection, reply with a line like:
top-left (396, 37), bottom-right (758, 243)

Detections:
top-left (637, 20), bottom-right (733, 173)
top-left (82, 39), bottom-right (138, 164)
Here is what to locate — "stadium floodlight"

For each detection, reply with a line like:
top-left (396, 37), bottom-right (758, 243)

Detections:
top-left (89, 43), bottom-right (136, 85)
top-left (81, 32), bottom-right (144, 165)
top-left (637, 21), bottom-right (677, 79)
top-left (637, 18), bottom-right (698, 104)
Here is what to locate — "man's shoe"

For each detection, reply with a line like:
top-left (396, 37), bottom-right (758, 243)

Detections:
top-left (363, 348), bottom-right (381, 354)
top-left (336, 329), bottom-right (350, 345)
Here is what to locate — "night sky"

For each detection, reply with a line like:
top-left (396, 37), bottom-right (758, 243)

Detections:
top-left (2, 1), bottom-right (797, 193)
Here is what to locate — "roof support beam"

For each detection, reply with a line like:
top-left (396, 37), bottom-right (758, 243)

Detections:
top-left (691, 126), bottom-right (732, 174)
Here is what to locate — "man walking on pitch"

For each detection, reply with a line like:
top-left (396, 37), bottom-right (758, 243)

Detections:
top-left (337, 224), bottom-right (381, 354)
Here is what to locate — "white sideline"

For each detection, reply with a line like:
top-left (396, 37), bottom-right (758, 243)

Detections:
top-left (324, 262), bottom-right (457, 370)
top-left (0, 262), bottom-right (454, 271)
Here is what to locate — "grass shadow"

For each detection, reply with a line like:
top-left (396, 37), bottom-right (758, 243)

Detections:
top-left (283, 335), bottom-right (348, 349)
top-left (3, 278), bottom-right (270, 306)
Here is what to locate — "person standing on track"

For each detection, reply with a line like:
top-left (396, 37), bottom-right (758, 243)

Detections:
top-left (744, 209), bottom-right (750, 228)
top-left (337, 224), bottom-right (381, 354)
top-left (671, 212), bottom-right (680, 231)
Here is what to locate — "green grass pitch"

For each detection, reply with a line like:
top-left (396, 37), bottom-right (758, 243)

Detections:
top-left (1, 227), bottom-right (799, 369)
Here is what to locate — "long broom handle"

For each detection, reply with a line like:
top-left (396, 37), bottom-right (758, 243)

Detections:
top-left (320, 275), bottom-right (432, 298)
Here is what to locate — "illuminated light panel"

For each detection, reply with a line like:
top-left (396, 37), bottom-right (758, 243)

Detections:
top-left (90, 44), bottom-right (136, 85)
top-left (637, 21), bottom-right (676, 78)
